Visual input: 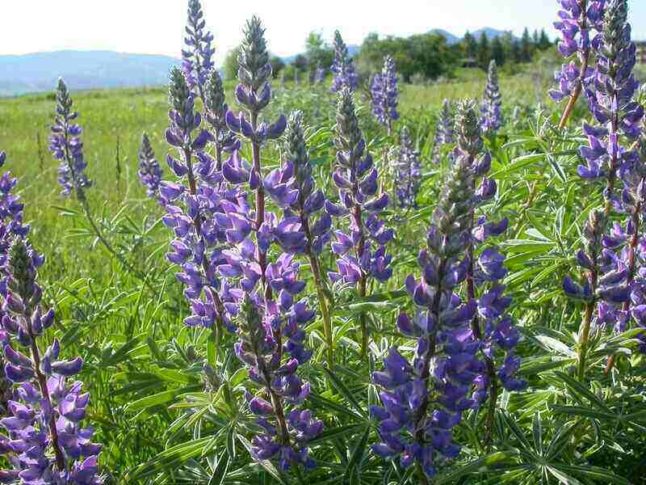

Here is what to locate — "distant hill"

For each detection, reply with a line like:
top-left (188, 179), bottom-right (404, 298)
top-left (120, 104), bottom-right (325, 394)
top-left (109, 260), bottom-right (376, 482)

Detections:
top-left (429, 29), bottom-right (460, 44)
top-left (0, 50), bottom-right (179, 96)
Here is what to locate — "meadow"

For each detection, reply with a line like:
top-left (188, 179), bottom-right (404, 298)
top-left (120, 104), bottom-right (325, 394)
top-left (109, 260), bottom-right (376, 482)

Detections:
top-left (1, 1), bottom-right (646, 484)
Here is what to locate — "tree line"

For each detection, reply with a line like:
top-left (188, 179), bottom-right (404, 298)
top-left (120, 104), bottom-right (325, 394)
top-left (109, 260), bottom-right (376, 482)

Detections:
top-left (223, 28), bottom-right (554, 83)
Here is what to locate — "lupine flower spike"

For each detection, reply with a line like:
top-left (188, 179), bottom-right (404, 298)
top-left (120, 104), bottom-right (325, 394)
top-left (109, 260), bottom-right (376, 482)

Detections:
top-left (49, 80), bottom-right (149, 287)
top-left (204, 69), bottom-right (238, 170)
top-left (371, 103), bottom-right (483, 480)
top-left (431, 99), bottom-right (454, 164)
top-left (371, 56), bottom-right (399, 134)
top-left (552, 0), bottom-right (606, 128)
top-left (219, 17), bottom-right (322, 470)
top-left (371, 101), bottom-right (522, 480)
top-left (137, 133), bottom-right (163, 199)
top-left (49, 79), bottom-right (91, 200)
top-left (458, 101), bottom-right (523, 442)
top-left (0, 151), bottom-right (29, 416)
top-left (391, 126), bottom-right (422, 209)
top-left (182, 0), bottom-right (215, 101)
top-left (481, 60), bottom-right (502, 136)
top-left (329, 88), bottom-right (393, 355)
top-left (1, 236), bottom-right (101, 483)
top-left (578, 0), bottom-right (642, 203)
top-left (331, 31), bottom-right (358, 93)
top-left (566, 0), bottom-right (643, 380)
top-left (160, 67), bottom-right (229, 330)
top-left (263, 111), bottom-right (335, 363)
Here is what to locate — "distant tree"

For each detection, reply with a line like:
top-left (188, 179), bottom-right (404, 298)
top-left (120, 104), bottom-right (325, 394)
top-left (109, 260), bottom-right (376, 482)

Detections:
top-left (501, 32), bottom-right (515, 63)
top-left (477, 32), bottom-right (490, 69)
top-left (520, 27), bottom-right (533, 62)
top-left (409, 32), bottom-right (456, 79)
top-left (538, 29), bottom-right (552, 50)
top-left (532, 29), bottom-right (540, 47)
top-left (462, 31), bottom-right (478, 59)
top-left (270, 56), bottom-right (285, 78)
top-left (491, 36), bottom-right (505, 66)
top-left (223, 46), bottom-right (241, 81)
top-left (511, 39), bottom-right (522, 63)
top-left (305, 32), bottom-right (334, 70)
top-left (292, 53), bottom-right (309, 72)
top-left (358, 31), bottom-right (455, 82)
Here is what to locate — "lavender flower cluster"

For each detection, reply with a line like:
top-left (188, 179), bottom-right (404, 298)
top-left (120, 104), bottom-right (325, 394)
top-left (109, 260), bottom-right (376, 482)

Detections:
top-left (0, 154), bottom-right (101, 483)
top-left (329, 89), bottom-right (393, 287)
top-left (156, 11), bottom-right (324, 470)
top-left (223, 17), bottom-right (324, 469)
top-left (182, 0), bottom-right (215, 99)
top-left (481, 60), bottom-right (502, 135)
top-left (391, 126), bottom-right (422, 209)
top-left (370, 101), bottom-right (522, 479)
top-left (561, 0), bottom-right (646, 379)
top-left (331, 31), bottom-right (359, 93)
top-left (551, 0), bottom-right (606, 104)
top-left (431, 99), bottom-right (454, 164)
top-left (49, 80), bottom-right (92, 200)
top-left (137, 134), bottom-right (163, 199)
top-left (371, 56), bottom-right (399, 133)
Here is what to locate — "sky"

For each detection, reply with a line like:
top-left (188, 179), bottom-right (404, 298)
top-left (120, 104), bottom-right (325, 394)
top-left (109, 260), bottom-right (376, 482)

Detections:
top-left (1, 0), bottom-right (646, 62)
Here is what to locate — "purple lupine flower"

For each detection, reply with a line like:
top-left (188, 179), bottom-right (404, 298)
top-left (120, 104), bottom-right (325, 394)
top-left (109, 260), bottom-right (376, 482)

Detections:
top-left (48, 79), bottom-right (92, 199)
top-left (1, 238), bottom-right (102, 484)
top-left (204, 69), bottom-right (238, 170)
top-left (266, 111), bottom-right (332, 257)
top-left (161, 67), bottom-right (229, 329)
top-left (0, 151), bottom-right (29, 416)
top-left (266, 111), bottom-right (334, 361)
top-left (480, 61), bottom-right (502, 135)
top-left (329, 88), bottom-right (394, 287)
top-left (235, 295), bottom-right (321, 470)
top-left (457, 103), bottom-right (524, 400)
top-left (331, 31), bottom-right (358, 93)
top-left (137, 133), bottom-right (163, 199)
top-left (623, 135), bottom-right (646, 351)
top-left (371, 101), bottom-right (521, 478)
top-left (0, 152), bottom-right (29, 268)
top-left (391, 126), bottom-right (422, 209)
top-left (431, 99), bottom-right (454, 164)
top-left (221, 17), bottom-right (322, 470)
top-left (371, 102), bottom-right (484, 478)
top-left (551, 0), bottom-right (606, 124)
top-left (371, 56), bottom-right (399, 134)
top-left (565, 0), bottom-right (643, 378)
top-left (313, 63), bottom-right (326, 85)
top-left (181, 0), bottom-right (215, 99)
top-left (329, 88), bottom-right (393, 355)
top-left (578, 0), bottom-right (643, 186)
